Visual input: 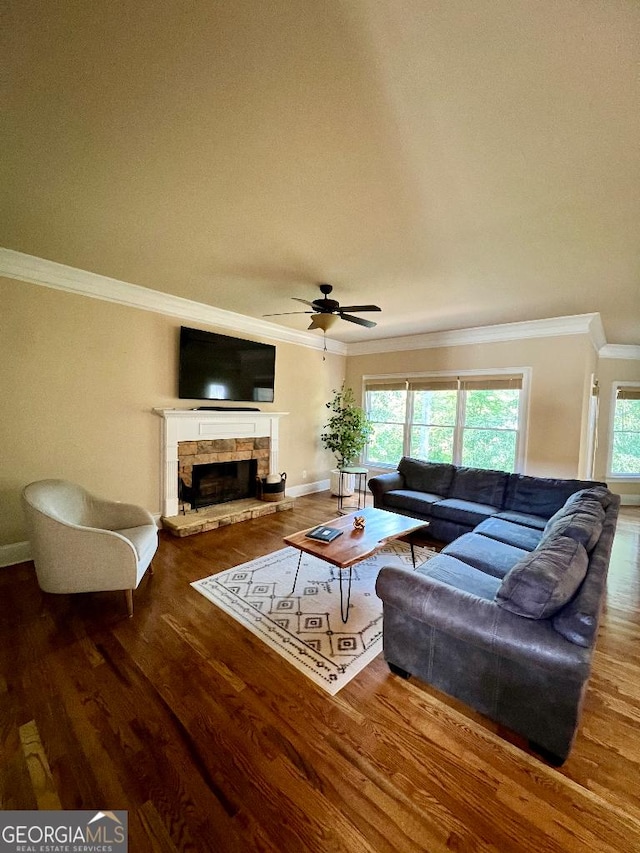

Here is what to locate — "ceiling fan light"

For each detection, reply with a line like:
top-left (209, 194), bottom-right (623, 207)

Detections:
top-left (308, 313), bottom-right (339, 332)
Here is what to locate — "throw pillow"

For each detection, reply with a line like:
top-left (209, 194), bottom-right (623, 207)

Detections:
top-left (496, 536), bottom-right (588, 619)
top-left (563, 486), bottom-right (612, 510)
top-left (542, 503), bottom-right (571, 533)
top-left (540, 501), bottom-right (605, 552)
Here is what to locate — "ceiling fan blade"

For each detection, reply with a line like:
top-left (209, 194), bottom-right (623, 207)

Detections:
top-left (263, 310), bottom-right (313, 316)
top-left (339, 312), bottom-right (377, 328)
top-left (336, 304), bottom-right (381, 313)
top-left (291, 297), bottom-right (317, 308)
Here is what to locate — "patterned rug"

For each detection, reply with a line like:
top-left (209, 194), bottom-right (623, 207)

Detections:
top-left (191, 542), bottom-right (436, 695)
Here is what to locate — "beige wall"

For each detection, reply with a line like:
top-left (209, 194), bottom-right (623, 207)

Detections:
top-left (3, 275), bottom-right (637, 551)
top-left (593, 357), bottom-right (640, 499)
top-left (345, 334), bottom-right (597, 480)
top-left (0, 277), bottom-right (344, 546)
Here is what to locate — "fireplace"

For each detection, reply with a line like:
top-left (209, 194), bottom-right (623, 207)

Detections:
top-left (176, 435), bottom-right (269, 515)
top-left (153, 409), bottom-right (287, 518)
top-left (180, 459), bottom-right (258, 511)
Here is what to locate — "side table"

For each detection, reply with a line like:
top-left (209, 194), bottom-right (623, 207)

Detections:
top-left (337, 466), bottom-right (369, 514)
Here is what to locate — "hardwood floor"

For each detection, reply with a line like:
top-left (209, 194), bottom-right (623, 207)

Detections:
top-left (1, 494), bottom-right (639, 852)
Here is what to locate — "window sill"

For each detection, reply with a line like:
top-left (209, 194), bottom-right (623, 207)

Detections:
top-left (607, 474), bottom-right (640, 481)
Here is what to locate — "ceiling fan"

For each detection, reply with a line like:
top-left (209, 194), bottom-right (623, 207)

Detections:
top-left (265, 284), bottom-right (382, 330)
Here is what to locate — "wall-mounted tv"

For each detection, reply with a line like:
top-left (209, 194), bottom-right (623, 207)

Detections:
top-left (178, 326), bottom-right (276, 402)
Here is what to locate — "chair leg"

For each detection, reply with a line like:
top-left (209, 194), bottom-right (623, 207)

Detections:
top-left (125, 589), bottom-right (134, 618)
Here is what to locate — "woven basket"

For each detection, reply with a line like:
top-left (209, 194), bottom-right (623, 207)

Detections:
top-left (260, 491), bottom-right (285, 502)
top-left (257, 473), bottom-right (286, 502)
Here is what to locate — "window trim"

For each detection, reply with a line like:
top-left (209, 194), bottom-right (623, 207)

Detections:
top-left (606, 380), bottom-right (640, 480)
top-left (362, 367), bottom-right (531, 473)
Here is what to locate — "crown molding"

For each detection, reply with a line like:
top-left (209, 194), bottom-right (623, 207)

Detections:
top-left (599, 344), bottom-right (640, 360)
top-left (586, 312), bottom-right (607, 352)
top-left (0, 247), bottom-right (347, 356)
top-left (3, 248), bottom-right (633, 359)
top-left (346, 313), bottom-right (606, 356)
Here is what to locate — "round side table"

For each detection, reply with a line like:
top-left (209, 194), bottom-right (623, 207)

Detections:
top-left (337, 466), bottom-right (369, 514)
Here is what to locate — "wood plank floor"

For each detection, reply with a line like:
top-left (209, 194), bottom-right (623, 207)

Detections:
top-left (1, 494), bottom-right (639, 852)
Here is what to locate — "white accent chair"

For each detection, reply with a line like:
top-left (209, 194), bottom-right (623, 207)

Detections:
top-left (22, 479), bottom-right (158, 617)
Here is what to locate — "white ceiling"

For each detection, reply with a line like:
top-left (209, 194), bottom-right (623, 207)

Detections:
top-left (3, 0), bottom-right (639, 344)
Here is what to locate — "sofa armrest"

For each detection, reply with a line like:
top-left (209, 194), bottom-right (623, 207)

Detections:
top-left (368, 472), bottom-right (404, 504)
top-left (376, 566), bottom-right (591, 677)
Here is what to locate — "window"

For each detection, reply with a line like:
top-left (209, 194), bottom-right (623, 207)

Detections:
top-left (364, 373), bottom-right (525, 472)
top-left (608, 383), bottom-right (640, 478)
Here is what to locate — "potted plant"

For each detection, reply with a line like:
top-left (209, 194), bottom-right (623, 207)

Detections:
top-left (321, 386), bottom-right (373, 496)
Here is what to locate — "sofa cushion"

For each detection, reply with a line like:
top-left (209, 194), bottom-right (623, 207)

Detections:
top-left (473, 517), bottom-right (542, 551)
top-left (448, 466), bottom-right (509, 506)
top-left (542, 502), bottom-right (573, 532)
top-left (383, 489), bottom-right (443, 516)
top-left (426, 517), bottom-right (483, 545)
top-left (540, 501), bottom-right (605, 552)
top-left (493, 509), bottom-right (547, 530)
top-left (442, 532), bottom-right (528, 579)
top-left (545, 496), bottom-right (605, 527)
top-left (398, 458), bottom-right (456, 495)
top-left (563, 485), bottom-right (613, 510)
top-left (503, 474), bottom-right (606, 519)
top-left (431, 498), bottom-right (499, 528)
top-left (415, 554), bottom-right (502, 600)
top-left (496, 536), bottom-right (589, 619)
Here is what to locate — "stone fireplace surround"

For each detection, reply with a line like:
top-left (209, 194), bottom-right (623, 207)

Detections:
top-left (154, 409), bottom-right (288, 519)
top-left (178, 439), bottom-right (267, 507)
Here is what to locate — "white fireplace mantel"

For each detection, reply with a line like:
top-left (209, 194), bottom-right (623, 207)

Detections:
top-left (154, 408), bottom-right (288, 517)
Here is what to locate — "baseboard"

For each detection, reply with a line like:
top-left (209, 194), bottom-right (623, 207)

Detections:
top-left (286, 479), bottom-right (330, 498)
top-left (0, 540), bottom-right (31, 568)
top-left (619, 494), bottom-right (640, 506)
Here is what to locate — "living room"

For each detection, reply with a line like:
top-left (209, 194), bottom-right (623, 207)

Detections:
top-left (2, 2), bottom-right (640, 850)
top-left (3, 266), bottom-right (639, 562)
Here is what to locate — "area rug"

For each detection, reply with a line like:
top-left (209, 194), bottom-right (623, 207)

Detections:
top-left (191, 542), bottom-right (436, 695)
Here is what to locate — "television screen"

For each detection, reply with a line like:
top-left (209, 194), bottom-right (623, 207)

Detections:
top-left (178, 327), bottom-right (276, 402)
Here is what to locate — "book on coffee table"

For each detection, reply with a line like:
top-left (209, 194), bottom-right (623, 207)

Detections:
top-left (305, 525), bottom-right (343, 543)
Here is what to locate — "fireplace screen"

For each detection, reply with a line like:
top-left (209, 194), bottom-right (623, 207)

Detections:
top-left (179, 459), bottom-right (258, 511)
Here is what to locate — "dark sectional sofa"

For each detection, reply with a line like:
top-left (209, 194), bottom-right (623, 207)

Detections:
top-left (369, 457), bottom-right (620, 764)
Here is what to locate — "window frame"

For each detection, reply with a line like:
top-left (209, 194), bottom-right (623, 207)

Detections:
top-left (606, 380), bottom-right (640, 480)
top-left (362, 367), bottom-right (531, 473)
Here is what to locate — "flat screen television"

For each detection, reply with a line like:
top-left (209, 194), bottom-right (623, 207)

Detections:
top-left (178, 326), bottom-right (276, 402)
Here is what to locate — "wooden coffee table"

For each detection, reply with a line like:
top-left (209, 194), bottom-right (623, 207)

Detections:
top-left (283, 506), bottom-right (429, 623)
